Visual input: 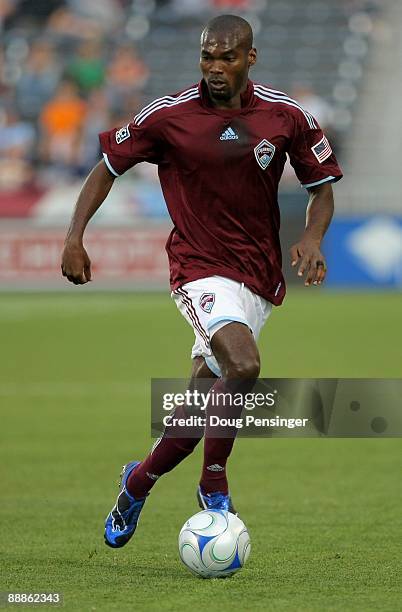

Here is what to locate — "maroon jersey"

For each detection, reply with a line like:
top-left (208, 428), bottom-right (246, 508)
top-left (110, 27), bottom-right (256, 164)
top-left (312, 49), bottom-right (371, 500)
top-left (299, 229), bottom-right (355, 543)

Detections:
top-left (99, 79), bottom-right (342, 305)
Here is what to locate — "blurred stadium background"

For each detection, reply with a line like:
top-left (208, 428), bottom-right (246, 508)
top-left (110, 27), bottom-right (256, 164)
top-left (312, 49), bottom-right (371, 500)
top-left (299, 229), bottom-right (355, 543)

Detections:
top-left (0, 0), bottom-right (401, 290)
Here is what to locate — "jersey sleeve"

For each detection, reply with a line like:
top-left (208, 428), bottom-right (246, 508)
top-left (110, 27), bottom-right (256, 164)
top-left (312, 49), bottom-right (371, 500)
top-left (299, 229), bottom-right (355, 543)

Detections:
top-left (99, 120), bottom-right (161, 176)
top-left (288, 111), bottom-right (343, 189)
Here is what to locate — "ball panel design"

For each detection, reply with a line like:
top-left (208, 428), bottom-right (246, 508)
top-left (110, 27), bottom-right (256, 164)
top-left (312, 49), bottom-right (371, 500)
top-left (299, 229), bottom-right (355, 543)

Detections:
top-left (179, 531), bottom-right (209, 577)
top-left (237, 529), bottom-right (251, 565)
top-left (180, 510), bottom-right (228, 538)
top-left (243, 540), bottom-right (251, 564)
top-left (178, 510), bottom-right (251, 579)
top-left (201, 529), bottom-right (238, 571)
top-left (227, 512), bottom-right (248, 536)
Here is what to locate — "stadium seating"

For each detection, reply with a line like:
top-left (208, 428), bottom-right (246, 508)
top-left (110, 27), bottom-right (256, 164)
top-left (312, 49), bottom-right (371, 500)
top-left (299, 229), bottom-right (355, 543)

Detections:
top-left (0, 0), bottom-right (382, 218)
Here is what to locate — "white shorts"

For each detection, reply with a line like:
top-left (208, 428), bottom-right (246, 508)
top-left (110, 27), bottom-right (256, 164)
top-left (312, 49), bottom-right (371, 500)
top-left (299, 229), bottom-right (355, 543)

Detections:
top-left (172, 276), bottom-right (272, 376)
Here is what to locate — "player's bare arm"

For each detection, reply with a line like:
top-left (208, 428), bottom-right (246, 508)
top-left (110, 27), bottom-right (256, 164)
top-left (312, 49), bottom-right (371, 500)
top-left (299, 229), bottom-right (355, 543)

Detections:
top-left (61, 160), bottom-right (115, 285)
top-left (290, 181), bottom-right (334, 287)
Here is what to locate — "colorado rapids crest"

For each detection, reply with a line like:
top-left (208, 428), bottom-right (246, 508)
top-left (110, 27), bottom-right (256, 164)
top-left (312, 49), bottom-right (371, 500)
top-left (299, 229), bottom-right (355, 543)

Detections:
top-left (254, 139), bottom-right (276, 170)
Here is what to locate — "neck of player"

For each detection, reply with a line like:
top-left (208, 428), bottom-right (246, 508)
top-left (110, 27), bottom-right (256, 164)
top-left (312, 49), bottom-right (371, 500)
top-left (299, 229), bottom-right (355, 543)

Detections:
top-left (210, 80), bottom-right (248, 110)
top-left (211, 93), bottom-right (241, 110)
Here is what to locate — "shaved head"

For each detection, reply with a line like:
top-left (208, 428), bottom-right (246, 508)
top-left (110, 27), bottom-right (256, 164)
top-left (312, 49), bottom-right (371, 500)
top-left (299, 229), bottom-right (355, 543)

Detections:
top-left (199, 14), bottom-right (256, 107)
top-left (201, 14), bottom-right (253, 51)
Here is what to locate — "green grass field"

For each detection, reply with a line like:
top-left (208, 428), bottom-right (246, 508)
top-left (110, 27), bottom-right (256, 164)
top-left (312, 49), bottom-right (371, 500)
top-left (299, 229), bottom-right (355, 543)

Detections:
top-left (1, 290), bottom-right (401, 611)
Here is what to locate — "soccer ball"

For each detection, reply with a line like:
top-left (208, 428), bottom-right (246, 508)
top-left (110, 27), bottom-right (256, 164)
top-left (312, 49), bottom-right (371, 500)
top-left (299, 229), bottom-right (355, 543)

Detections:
top-left (178, 510), bottom-right (251, 578)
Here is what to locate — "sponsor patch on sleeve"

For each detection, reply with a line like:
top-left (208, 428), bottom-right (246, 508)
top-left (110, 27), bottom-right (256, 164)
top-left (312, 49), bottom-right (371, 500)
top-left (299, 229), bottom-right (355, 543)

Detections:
top-left (115, 125), bottom-right (131, 144)
top-left (311, 135), bottom-right (332, 163)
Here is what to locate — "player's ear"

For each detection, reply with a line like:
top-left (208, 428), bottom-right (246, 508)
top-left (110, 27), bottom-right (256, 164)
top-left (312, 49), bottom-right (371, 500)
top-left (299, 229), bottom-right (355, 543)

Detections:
top-left (248, 48), bottom-right (257, 68)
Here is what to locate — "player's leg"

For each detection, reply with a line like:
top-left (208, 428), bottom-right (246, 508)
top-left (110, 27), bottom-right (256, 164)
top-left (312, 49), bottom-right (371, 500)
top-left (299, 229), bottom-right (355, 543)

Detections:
top-left (165, 276), bottom-right (271, 511)
top-left (104, 357), bottom-right (215, 548)
top-left (125, 357), bottom-right (216, 499)
top-left (104, 277), bottom-right (270, 545)
top-left (198, 321), bottom-right (260, 507)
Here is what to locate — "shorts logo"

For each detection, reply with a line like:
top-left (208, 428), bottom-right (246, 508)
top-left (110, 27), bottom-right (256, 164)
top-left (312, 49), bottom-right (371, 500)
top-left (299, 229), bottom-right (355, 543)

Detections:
top-left (200, 292), bottom-right (215, 313)
top-left (254, 139), bottom-right (276, 170)
top-left (115, 125), bottom-right (130, 144)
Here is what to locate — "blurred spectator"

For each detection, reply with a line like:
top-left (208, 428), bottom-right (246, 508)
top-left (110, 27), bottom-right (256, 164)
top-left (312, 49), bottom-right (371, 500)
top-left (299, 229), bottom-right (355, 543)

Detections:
top-left (46, 7), bottom-right (103, 41)
top-left (16, 40), bottom-right (60, 121)
top-left (282, 84), bottom-right (338, 186)
top-left (170, 0), bottom-right (211, 16)
top-left (78, 88), bottom-right (110, 173)
top-left (291, 84), bottom-right (335, 131)
top-left (39, 79), bottom-right (86, 172)
top-left (0, 0), bottom-right (16, 33)
top-left (2, 0), bottom-right (66, 30)
top-left (1, 1), bottom-right (151, 186)
top-left (123, 92), bottom-right (144, 118)
top-left (0, 45), bottom-right (9, 97)
top-left (0, 0), bottom-right (356, 195)
top-left (66, 0), bottom-right (124, 29)
top-left (105, 44), bottom-right (149, 114)
top-left (0, 105), bottom-right (35, 188)
top-left (291, 84), bottom-right (339, 154)
top-left (67, 39), bottom-right (105, 94)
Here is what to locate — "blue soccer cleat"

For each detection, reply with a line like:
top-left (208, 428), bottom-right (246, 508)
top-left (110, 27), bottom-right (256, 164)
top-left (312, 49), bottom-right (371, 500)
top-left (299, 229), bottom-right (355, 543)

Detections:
top-left (197, 486), bottom-right (238, 515)
top-left (104, 461), bottom-right (147, 548)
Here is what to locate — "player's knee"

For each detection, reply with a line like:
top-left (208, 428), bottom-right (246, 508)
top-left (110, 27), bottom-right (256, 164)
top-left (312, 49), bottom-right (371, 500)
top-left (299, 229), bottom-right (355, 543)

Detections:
top-left (192, 358), bottom-right (213, 379)
top-left (224, 355), bottom-right (260, 381)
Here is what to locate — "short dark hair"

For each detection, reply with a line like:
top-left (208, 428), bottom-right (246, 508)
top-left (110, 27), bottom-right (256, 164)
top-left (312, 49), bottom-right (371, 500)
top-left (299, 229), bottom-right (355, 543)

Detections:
top-left (201, 14), bottom-right (254, 51)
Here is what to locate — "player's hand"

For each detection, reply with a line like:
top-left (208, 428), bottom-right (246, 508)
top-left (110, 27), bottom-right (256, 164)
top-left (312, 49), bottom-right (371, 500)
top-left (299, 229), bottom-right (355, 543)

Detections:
top-left (290, 238), bottom-right (327, 286)
top-left (61, 240), bottom-right (92, 285)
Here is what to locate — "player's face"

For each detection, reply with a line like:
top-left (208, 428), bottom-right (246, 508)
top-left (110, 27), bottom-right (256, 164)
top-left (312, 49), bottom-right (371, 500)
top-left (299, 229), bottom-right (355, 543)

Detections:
top-left (200, 34), bottom-right (256, 102)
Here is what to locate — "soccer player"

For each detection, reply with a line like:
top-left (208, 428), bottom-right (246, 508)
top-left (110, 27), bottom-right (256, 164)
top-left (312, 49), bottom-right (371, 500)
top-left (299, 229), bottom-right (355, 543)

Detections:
top-left (61, 15), bottom-right (342, 548)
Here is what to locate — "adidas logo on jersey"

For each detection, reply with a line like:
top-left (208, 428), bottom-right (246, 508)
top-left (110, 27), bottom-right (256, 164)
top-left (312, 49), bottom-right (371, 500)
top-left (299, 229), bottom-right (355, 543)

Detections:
top-left (220, 127), bottom-right (239, 141)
